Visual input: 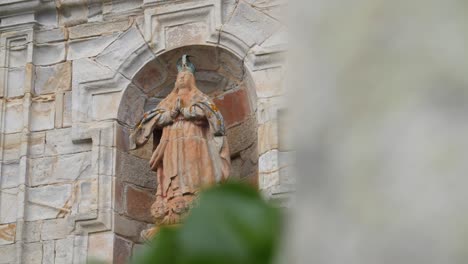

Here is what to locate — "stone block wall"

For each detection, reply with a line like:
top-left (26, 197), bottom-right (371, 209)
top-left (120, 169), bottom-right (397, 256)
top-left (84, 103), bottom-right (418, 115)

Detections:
top-left (0, 0), bottom-right (289, 263)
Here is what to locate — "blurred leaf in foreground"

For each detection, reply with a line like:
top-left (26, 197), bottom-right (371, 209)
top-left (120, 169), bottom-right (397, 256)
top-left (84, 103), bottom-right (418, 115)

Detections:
top-left (131, 182), bottom-right (282, 264)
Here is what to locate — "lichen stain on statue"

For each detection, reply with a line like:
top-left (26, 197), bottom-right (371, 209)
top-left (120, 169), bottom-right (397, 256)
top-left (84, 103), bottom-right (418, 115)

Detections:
top-left (129, 55), bottom-right (231, 241)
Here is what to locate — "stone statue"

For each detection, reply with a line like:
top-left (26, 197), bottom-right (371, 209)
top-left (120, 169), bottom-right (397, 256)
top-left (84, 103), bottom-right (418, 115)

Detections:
top-left (130, 55), bottom-right (231, 238)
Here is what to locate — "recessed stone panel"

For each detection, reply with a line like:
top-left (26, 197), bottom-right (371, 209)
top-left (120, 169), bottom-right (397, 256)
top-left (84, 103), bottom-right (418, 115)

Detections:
top-left (78, 180), bottom-right (98, 214)
top-left (8, 46), bottom-right (27, 68)
top-left (7, 67), bottom-right (25, 97)
top-left (166, 22), bottom-right (208, 50)
top-left (4, 100), bottom-right (24, 134)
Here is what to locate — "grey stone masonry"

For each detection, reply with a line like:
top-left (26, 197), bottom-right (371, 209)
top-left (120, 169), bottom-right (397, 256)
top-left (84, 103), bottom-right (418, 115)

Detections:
top-left (0, 0), bottom-right (288, 263)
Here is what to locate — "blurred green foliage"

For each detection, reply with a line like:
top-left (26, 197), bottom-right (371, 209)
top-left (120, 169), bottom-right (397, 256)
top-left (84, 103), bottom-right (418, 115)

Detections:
top-left (131, 182), bottom-right (282, 264)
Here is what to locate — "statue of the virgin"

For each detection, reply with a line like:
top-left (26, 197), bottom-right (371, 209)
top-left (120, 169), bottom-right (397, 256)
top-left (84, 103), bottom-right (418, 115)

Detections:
top-left (130, 55), bottom-right (231, 238)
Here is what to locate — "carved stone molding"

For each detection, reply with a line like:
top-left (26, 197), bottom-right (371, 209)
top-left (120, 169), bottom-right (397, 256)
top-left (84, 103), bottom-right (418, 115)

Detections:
top-left (143, 0), bottom-right (221, 54)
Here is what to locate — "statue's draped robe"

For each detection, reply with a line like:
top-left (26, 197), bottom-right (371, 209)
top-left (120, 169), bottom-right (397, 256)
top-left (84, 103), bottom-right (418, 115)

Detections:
top-left (130, 88), bottom-right (230, 199)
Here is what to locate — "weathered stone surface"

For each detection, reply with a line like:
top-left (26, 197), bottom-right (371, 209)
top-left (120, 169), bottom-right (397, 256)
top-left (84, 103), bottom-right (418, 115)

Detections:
top-left (62, 91), bottom-right (72, 127)
top-left (116, 150), bottom-right (156, 189)
top-left (26, 184), bottom-right (72, 221)
top-left (256, 96), bottom-right (282, 124)
top-left (29, 151), bottom-right (92, 186)
top-left (7, 67), bottom-right (25, 97)
top-left (1, 162), bottom-right (19, 189)
top-left (97, 147), bottom-right (115, 176)
top-left (78, 180), bottom-right (97, 213)
top-left (69, 19), bottom-right (131, 39)
top-left (91, 91), bottom-right (122, 121)
top-left (0, 0), bottom-right (289, 260)
top-left (258, 149), bottom-right (279, 189)
top-left (143, 97), bottom-right (161, 112)
top-left (8, 46), bottom-right (27, 68)
top-left (0, 224), bottom-right (16, 245)
top-left (68, 33), bottom-right (120, 60)
top-left (222, 0), bottom-right (238, 23)
top-left (118, 85), bottom-right (146, 127)
top-left (221, 1), bottom-right (280, 47)
top-left (23, 221), bottom-right (41, 243)
top-left (95, 27), bottom-right (146, 72)
top-left (114, 235), bottom-right (133, 264)
top-left (36, 7), bottom-right (59, 28)
top-left (0, 187), bottom-right (18, 223)
top-left (259, 149), bottom-right (278, 173)
top-left (166, 22), bottom-right (208, 50)
top-left (4, 100), bottom-right (23, 133)
top-left (45, 128), bottom-right (92, 156)
top-left (23, 242), bottom-right (43, 264)
top-left (258, 120), bottom-right (278, 155)
top-left (34, 61), bottom-right (72, 95)
top-left (250, 67), bottom-right (284, 98)
top-left (72, 58), bottom-right (115, 88)
top-left (30, 98), bottom-right (55, 132)
top-left (2, 133), bottom-right (21, 161)
top-left (41, 218), bottom-right (73, 241)
top-left (133, 59), bottom-right (167, 94)
top-left (29, 132), bottom-right (46, 158)
top-left (88, 2), bottom-right (103, 22)
top-left (114, 214), bottom-right (150, 242)
top-left (35, 28), bottom-right (68, 44)
top-left (226, 115), bottom-right (257, 155)
top-left (214, 88), bottom-right (251, 127)
top-left (125, 185), bottom-right (154, 223)
top-left (0, 244), bottom-right (16, 263)
top-left (88, 232), bottom-right (114, 264)
top-left (42, 240), bottom-right (55, 264)
top-left (57, 1), bottom-right (88, 27)
top-left (55, 236), bottom-right (74, 263)
top-left (33, 43), bottom-right (66, 65)
top-left (278, 150), bottom-right (295, 186)
top-left (108, 0), bottom-right (142, 15)
top-left (114, 180), bottom-right (124, 214)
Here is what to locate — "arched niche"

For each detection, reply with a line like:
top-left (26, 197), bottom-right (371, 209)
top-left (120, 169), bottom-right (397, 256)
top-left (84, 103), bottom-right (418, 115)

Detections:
top-left (113, 45), bottom-right (258, 242)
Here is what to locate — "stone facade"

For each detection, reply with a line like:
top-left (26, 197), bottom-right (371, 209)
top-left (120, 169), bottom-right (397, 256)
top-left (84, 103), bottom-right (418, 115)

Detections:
top-left (0, 0), bottom-right (289, 263)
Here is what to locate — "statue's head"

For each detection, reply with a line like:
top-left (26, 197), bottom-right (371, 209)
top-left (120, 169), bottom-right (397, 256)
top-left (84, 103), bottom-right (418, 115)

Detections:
top-left (151, 199), bottom-right (167, 221)
top-left (175, 54), bottom-right (196, 89)
top-left (175, 70), bottom-right (196, 89)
